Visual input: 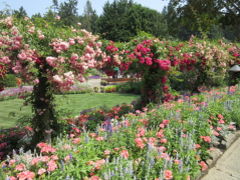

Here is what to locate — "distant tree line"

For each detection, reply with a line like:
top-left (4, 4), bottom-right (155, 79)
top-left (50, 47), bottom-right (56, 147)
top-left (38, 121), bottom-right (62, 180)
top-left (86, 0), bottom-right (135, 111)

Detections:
top-left (1, 0), bottom-right (240, 41)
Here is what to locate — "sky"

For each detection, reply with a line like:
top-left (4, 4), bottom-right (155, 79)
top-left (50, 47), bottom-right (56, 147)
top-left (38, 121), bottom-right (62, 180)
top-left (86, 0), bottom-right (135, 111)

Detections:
top-left (0, 0), bottom-right (169, 16)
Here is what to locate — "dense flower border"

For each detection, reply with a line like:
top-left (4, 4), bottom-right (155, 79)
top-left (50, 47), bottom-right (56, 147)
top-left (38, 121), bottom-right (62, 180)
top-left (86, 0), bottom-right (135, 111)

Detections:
top-left (1, 86), bottom-right (240, 179)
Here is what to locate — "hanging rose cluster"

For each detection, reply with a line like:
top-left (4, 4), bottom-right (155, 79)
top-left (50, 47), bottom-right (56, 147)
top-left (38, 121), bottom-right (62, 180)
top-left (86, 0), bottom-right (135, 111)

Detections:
top-left (127, 40), bottom-right (172, 71)
top-left (0, 16), bottom-right (108, 92)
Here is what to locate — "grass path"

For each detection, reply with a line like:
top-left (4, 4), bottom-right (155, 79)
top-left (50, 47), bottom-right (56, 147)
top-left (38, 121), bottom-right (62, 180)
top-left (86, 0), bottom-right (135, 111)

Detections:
top-left (0, 93), bottom-right (139, 128)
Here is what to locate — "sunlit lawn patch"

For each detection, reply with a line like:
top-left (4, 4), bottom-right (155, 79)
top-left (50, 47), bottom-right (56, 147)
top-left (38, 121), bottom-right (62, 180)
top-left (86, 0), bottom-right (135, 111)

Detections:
top-left (0, 93), bottom-right (139, 128)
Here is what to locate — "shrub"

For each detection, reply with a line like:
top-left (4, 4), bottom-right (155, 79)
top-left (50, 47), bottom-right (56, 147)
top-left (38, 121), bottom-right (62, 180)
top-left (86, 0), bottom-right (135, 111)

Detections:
top-left (104, 85), bottom-right (117, 93)
top-left (117, 81), bottom-right (141, 94)
top-left (2, 74), bottom-right (17, 87)
top-left (100, 80), bottom-right (109, 86)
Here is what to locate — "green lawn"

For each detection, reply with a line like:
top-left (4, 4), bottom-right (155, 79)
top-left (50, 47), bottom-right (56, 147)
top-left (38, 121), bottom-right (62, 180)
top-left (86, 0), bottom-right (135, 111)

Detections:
top-left (0, 93), bottom-right (139, 128)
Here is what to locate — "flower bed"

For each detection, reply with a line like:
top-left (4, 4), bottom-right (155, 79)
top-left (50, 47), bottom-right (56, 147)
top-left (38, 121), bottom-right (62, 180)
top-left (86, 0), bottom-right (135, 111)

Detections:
top-left (1, 86), bottom-right (240, 179)
top-left (0, 86), bottom-right (33, 101)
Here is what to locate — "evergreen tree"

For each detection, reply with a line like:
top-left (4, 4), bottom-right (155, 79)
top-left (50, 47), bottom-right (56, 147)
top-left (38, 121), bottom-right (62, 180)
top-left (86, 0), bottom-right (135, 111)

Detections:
top-left (13, 6), bottom-right (28, 18)
top-left (31, 13), bottom-right (42, 19)
top-left (97, 0), bottom-right (133, 41)
top-left (81, 0), bottom-right (98, 33)
top-left (58, 0), bottom-right (78, 26)
top-left (52, 0), bottom-right (59, 13)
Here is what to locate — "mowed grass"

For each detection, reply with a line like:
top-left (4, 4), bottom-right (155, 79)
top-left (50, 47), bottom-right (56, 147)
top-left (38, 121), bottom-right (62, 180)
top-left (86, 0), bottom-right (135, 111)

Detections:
top-left (0, 93), bottom-right (139, 128)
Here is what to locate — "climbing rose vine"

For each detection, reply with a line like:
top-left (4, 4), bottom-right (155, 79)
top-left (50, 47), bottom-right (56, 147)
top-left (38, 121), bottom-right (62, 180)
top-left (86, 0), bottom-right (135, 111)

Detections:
top-left (0, 16), bottom-right (107, 144)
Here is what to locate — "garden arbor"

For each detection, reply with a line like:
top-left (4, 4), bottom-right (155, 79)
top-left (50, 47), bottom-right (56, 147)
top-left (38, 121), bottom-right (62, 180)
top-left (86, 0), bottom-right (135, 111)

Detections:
top-left (0, 16), bottom-right (107, 144)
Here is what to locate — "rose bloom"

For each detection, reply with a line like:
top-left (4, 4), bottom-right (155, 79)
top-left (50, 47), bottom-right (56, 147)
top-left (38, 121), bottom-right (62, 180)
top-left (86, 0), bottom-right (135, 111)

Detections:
top-left (96, 159), bottom-right (105, 168)
top-left (31, 157), bottom-right (40, 165)
top-left (9, 159), bottom-right (16, 166)
top-left (37, 142), bottom-right (48, 148)
top-left (228, 124), bottom-right (236, 130)
top-left (135, 138), bottom-right (145, 149)
top-left (137, 127), bottom-right (145, 137)
top-left (47, 160), bottom-right (58, 172)
top-left (15, 163), bottom-right (26, 171)
top-left (95, 136), bottom-right (104, 141)
top-left (218, 119), bottom-right (225, 124)
top-left (213, 130), bottom-right (219, 136)
top-left (40, 156), bottom-right (50, 162)
top-left (89, 133), bottom-right (97, 138)
top-left (195, 144), bottom-right (201, 149)
top-left (17, 170), bottom-right (35, 180)
top-left (200, 136), bottom-right (211, 143)
top-left (40, 145), bottom-right (56, 154)
top-left (159, 123), bottom-right (165, 128)
top-left (114, 147), bottom-right (120, 151)
top-left (90, 176), bottom-right (101, 180)
top-left (156, 130), bottom-right (164, 138)
top-left (217, 127), bottom-right (222, 131)
top-left (164, 170), bottom-right (173, 180)
top-left (159, 153), bottom-right (170, 160)
top-left (120, 150), bottom-right (129, 159)
top-left (157, 146), bottom-right (166, 152)
top-left (162, 119), bottom-right (170, 125)
top-left (51, 155), bottom-right (59, 161)
top-left (64, 155), bottom-right (71, 162)
top-left (72, 138), bottom-right (81, 144)
top-left (217, 114), bottom-right (224, 119)
top-left (63, 144), bottom-right (72, 150)
top-left (160, 138), bottom-right (168, 144)
top-left (104, 150), bottom-right (111, 155)
top-left (9, 176), bottom-right (17, 180)
top-left (38, 168), bottom-right (46, 175)
top-left (199, 161), bottom-right (208, 171)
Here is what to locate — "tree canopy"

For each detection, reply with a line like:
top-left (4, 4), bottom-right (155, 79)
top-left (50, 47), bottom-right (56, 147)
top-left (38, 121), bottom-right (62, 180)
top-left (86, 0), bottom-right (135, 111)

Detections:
top-left (97, 0), bottom-right (168, 42)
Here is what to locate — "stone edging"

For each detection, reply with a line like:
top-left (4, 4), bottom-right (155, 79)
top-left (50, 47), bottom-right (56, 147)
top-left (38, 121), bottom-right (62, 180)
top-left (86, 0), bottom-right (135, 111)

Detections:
top-left (197, 130), bottom-right (240, 179)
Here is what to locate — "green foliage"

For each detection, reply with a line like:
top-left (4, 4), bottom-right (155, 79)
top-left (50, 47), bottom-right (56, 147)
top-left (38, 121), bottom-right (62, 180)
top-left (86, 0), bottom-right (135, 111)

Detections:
top-left (58, 0), bottom-right (79, 26)
top-left (166, 0), bottom-right (240, 41)
top-left (1, 74), bottom-right (17, 87)
top-left (12, 6), bottom-right (28, 19)
top-left (80, 0), bottom-right (99, 33)
top-left (100, 80), bottom-right (109, 86)
top-left (86, 68), bottom-right (103, 77)
top-left (117, 81), bottom-right (141, 94)
top-left (104, 85), bottom-right (117, 93)
top-left (97, 0), bottom-right (168, 41)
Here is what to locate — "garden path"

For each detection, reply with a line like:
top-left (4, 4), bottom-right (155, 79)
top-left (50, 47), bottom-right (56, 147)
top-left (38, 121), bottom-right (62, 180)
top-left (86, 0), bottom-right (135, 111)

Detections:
top-left (0, 79), bottom-right (101, 95)
top-left (81, 79), bottom-right (101, 87)
top-left (201, 136), bottom-right (240, 180)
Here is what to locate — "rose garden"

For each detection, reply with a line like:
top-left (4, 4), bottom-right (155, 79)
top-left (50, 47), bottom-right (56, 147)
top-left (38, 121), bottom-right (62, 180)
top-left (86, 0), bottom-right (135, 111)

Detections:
top-left (0, 7), bottom-right (240, 180)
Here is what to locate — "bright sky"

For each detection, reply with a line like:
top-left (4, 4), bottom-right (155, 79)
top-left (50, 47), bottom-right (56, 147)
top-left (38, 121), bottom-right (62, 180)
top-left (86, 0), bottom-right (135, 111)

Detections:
top-left (0, 0), bottom-right (169, 16)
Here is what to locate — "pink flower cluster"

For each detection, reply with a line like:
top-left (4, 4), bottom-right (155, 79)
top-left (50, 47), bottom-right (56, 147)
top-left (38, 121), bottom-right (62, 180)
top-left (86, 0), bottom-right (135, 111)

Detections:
top-left (0, 56), bottom-right (11, 64)
top-left (51, 39), bottom-right (70, 53)
top-left (88, 159), bottom-right (105, 171)
top-left (52, 71), bottom-right (75, 91)
top-left (37, 142), bottom-right (56, 154)
top-left (179, 53), bottom-right (196, 71)
top-left (106, 44), bottom-right (119, 53)
top-left (124, 40), bottom-right (172, 73)
top-left (155, 59), bottom-right (171, 71)
top-left (200, 136), bottom-right (211, 143)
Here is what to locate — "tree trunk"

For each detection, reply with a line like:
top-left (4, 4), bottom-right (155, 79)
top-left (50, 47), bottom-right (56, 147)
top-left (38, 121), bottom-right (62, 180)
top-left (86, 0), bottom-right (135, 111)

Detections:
top-left (140, 69), bottom-right (164, 107)
top-left (31, 59), bottom-right (58, 145)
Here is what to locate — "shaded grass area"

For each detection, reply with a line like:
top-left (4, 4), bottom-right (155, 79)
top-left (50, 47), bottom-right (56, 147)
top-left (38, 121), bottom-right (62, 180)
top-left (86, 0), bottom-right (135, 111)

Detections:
top-left (0, 93), bottom-right (139, 128)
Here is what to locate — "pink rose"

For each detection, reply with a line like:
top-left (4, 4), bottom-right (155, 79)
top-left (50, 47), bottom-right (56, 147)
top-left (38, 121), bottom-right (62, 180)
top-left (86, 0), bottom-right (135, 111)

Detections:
top-left (38, 168), bottom-right (46, 175)
top-left (120, 150), bottom-right (129, 159)
top-left (164, 170), bottom-right (173, 180)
